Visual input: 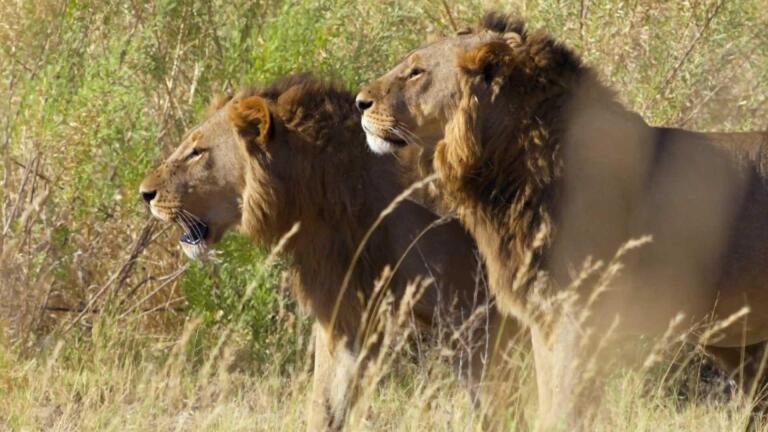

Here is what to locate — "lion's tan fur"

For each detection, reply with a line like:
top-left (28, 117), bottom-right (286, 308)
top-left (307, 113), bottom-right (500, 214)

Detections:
top-left (142, 74), bottom-right (517, 431)
top-left (437, 14), bottom-right (768, 329)
top-left (441, 14), bottom-right (768, 428)
top-left (433, 27), bottom-right (600, 321)
top-left (359, 12), bottom-right (768, 428)
top-left (226, 76), bottom-right (489, 339)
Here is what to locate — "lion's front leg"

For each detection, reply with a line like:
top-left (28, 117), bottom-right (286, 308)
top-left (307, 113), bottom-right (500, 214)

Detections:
top-left (531, 325), bottom-right (558, 430)
top-left (531, 319), bottom-right (604, 432)
top-left (462, 310), bottom-right (527, 430)
top-left (307, 323), bottom-right (360, 432)
top-left (308, 323), bottom-right (335, 431)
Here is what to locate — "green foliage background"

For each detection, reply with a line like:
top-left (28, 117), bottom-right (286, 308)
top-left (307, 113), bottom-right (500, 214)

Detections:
top-left (1, 0), bottom-right (766, 380)
top-left (1, 1), bottom-right (766, 430)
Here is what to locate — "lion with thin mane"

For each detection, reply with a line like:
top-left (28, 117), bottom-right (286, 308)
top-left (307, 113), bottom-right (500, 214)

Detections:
top-left (357, 12), bottom-right (768, 429)
top-left (140, 74), bottom-right (516, 431)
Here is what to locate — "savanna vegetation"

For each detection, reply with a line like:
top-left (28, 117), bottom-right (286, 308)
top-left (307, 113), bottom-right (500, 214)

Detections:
top-left (1, 0), bottom-right (767, 430)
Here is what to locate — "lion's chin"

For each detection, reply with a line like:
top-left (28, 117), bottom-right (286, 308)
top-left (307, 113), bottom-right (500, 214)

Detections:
top-left (179, 239), bottom-right (212, 260)
top-left (365, 132), bottom-right (403, 154)
top-left (178, 219), bottom-right (214, 260)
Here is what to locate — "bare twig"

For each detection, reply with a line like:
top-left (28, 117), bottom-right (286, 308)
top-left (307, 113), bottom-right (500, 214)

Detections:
top-left (120, 264), bottom-right (188, 317)
top-left (111, 220), bottom-right (157, 297)
top-left (60, 269), bottom-right (122, 334)
top-left (653, 0), bottom-right (725, 101)
top-left (45, 304), bottom-right (184, 314)
top-left (3, 153), bottom-right (36, 235)
top-left (2, 74), bottom-right (16, 222)
top-left (440, 0), bottom-right (458, 32)
top-left (60, 219), bottom-right (157, 334)
top-left (139, 297), bottom-right (185, 317)
top-left (673, 27), bottom-right (761, 126)
top-left (579, 0), bottom-right (589, 48)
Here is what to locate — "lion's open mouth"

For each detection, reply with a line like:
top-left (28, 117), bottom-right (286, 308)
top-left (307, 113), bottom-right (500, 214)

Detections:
top-left (177, 217), bottom-right (209, 245)
top-left (176, 215), bottom-right (211, 260)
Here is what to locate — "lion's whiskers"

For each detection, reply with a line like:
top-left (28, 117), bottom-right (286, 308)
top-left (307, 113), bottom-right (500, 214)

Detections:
top-left (180, 209), bottom-right (205, 240)
top-left (181, 209), bottom-right (204, 226)
top-left (391, 125), bottom-right (424, 147)
top-left (181, 209), bottom-right (203, 237)
top-left (175, 213), bottom-right (191, 237)
top-left (175, 211), bottom-right (196, 240)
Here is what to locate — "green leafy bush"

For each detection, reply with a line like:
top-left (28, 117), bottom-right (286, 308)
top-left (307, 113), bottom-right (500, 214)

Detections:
top-left (181, 232), bottom-right (309, 372)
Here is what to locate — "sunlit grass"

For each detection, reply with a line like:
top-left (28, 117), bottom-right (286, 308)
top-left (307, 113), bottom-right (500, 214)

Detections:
top-left (1, 0), bottom-right (767, 430)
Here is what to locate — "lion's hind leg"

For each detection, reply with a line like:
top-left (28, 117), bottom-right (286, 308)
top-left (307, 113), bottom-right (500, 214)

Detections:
top-left (705, 343), bottom-right (768, 431)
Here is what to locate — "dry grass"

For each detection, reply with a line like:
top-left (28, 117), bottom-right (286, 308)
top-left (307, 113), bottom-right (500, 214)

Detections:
top-left (1, 0), bottom-right (767, 430)
top-left (0, 317), bottom-right (758, 431)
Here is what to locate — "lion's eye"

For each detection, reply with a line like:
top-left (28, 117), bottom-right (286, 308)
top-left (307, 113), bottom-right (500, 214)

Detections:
top-left (186, 148), bottom-right (204, 160)
top-left (407, 67), bottom-right (424, 80)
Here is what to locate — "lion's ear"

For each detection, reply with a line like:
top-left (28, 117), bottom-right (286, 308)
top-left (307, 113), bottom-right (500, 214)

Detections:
top-left (228, 95), bottom-right (273, 149)
top-left (457, 41), bottom-right (515, 84)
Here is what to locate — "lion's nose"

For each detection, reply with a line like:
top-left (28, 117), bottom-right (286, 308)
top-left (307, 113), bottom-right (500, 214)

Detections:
top-left (140, 189), bottom-right (157, 203)
top-left (355, 96), bottom-right (373, 113)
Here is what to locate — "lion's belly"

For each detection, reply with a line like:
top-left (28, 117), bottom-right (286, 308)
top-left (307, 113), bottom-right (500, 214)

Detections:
top-left (706, 167), bottom-right (768, 347)
top-left (588, 213), bottom-right (768, 347)
top-left (707, 282), bottom-right (768, 347)
top-left (556, 125), bottom-right (768, 346)
top-left (712, 230), bottom-right (768, 347)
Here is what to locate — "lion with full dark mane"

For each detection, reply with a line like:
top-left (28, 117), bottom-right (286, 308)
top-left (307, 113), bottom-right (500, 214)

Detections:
top-left (140, 74), bottom-right (517, 431)
top-left (358, 12), bottom-right (768, 429)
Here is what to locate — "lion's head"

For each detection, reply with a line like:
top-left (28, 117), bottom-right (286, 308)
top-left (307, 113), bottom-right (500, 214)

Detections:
top-left (140, 74), bottom-right (364, 259)
top-left (356, 13), bottom-right (580, 161)
top-left (355, 14), bottom-right (521, 155)
top-left (139, 104), bottom-right (246, 260)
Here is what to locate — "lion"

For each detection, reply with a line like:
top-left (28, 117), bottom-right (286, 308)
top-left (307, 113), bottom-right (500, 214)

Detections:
top-left (357, 12), bottom-right (768, 429)
top-left (139, 74), bottom-right (518, 431)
